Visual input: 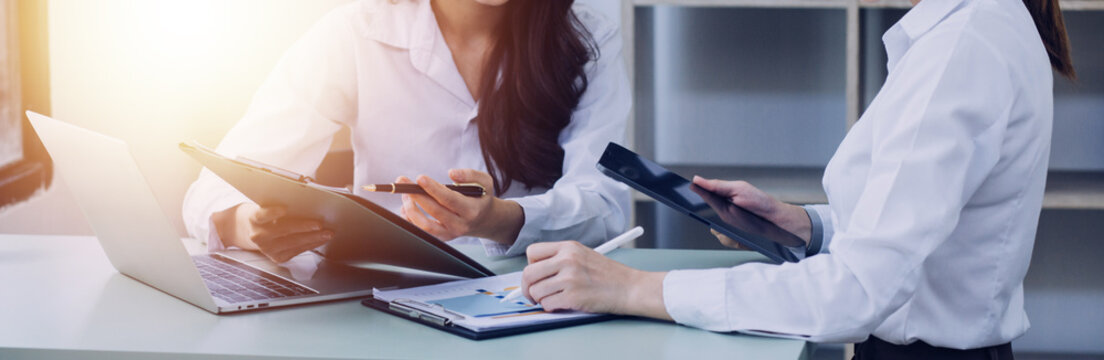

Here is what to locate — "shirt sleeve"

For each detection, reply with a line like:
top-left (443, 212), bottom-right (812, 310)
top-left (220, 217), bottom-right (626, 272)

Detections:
top-left (181, 5), bottom-right (359, 248)
top-left (496, 15), bottom-right (632, 257)
top-left (662, 30), bottom-right (1013, 342)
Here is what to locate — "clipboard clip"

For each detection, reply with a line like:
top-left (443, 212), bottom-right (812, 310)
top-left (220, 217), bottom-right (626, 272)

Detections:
top-left (236, 154), bottom-right (352, 194)
top-left (234, 155), bottom-right (313, 183)
top-left (180, 141), bottom-right (316, 183)
top-left (181, 141), bottom-right (349, 195)
top-left (389, 298), bottom-right (467, 327)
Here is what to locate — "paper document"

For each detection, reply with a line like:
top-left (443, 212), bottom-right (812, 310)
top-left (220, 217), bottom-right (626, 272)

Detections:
top-left (372, 272), bottom-right (599, 331)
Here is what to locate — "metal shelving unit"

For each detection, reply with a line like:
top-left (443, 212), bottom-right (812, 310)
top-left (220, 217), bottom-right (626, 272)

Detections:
top-left (622, 0), bottom-right (1104, 210)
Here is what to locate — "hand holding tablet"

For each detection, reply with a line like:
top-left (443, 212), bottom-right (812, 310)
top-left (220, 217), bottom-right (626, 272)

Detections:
top-left (596, 142), bottom-right (805, 263)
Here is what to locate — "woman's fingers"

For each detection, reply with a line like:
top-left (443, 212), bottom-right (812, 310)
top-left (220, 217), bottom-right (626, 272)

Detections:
top-left (536, 291), bottom-right (576, 312)
top-left (250, 205), bottom-right (287, 224)
top-left (395, 171), bottom-right (507, 240)
top-left (418, 175), bottom-right (472, 213)
top-left (711, 229), bottom-right (746, 250)
top-left (448, 168), bottom-right (494, 189)
top-left (522, 249), bottom-right (671, 319)
top-left (693, 176), bottom-right (756, 199)
top-left (406, 192), bottom-right (466, 232)
top-left (527, 276), bottom-right (568, 307)
top-left (262, 230), bottom-right (333, 263)
top-left (250, 217), bottom-right (320, 243)
top-left (241, 204), bottom-right (330, 262)
top-left (520, 241), bottom-right (617, 312)
top-left (266, 218), bottom-right (321, 236)
top-left (522, 242), bottom-right (571, 301)
top-left (525, 242), bottom-right (561, 264)
top-left (691, 175), bottom-right (746, 196)
top-left (401, 194), bottom-right (455, 239)
top-left (693, 176), bottom-right (776, 214)
top-left (417, 175), bottom-right (494, 237)
top-left (521, 246), bottom-right (565, 302)
top-left (521, 253), bottom-right (570, 300)
top-left (691, 175), bottom-right (721, 192)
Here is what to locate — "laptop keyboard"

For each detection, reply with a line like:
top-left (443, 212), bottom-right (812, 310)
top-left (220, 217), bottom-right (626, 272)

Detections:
top-left (194, 255), bottom-right (318, 304)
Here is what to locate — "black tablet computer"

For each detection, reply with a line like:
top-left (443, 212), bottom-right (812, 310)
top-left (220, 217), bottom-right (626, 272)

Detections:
top-left (597, 142), bottom-right (803, 263)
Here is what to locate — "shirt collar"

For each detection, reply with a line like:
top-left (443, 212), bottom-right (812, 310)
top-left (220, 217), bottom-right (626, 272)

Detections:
top-left (357, 0), bottom-right (433, 51)
top-left (882, 0), bottom-right (968, 72)
top-left (357, 0), bottom-right (476, 107)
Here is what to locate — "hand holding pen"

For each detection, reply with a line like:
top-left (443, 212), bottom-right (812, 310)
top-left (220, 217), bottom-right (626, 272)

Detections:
top-left (501, 226), bottom-right (645, 303)
top-left (363, 183), bottom-right (486, 197)
top-left (390, 169), bottom-right (525, 245)
top-left (515, 226), bottom-right (670, 319)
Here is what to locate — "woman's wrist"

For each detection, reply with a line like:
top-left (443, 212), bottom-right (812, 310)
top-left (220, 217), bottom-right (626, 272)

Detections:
top-left (212, 204), bottom-right (251, 250)
top-left (478, 198), bottom-right (525, 245)
top-left (779, 203), bottom-right (813, 246)
top-left (620, 270), bottom-right (672, 321)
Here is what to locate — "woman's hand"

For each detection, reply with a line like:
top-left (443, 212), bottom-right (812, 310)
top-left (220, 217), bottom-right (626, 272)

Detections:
top-left (399, 169), bottom-right (524, 244)
top-left (691, 176), bottom-right (812, 248)
top-left (520, 241), bottom-right (671, 320)
top-left (211, 203), bottom-right (333, 263)
top-left (710, 229), bottom-right (750, 250)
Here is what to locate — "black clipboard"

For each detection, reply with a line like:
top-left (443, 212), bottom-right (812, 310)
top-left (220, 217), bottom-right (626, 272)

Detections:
top-left (179, 141), bottom-right (495, 278)
top-left (361, 296), bottom-right (616, 340)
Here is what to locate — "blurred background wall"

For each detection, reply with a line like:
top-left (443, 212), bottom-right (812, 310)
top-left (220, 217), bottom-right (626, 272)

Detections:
top-left (0, 0), bottom-right (621, 236)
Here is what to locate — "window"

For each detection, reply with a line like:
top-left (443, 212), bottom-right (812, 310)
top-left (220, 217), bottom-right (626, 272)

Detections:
top-left (0, 0), bottom-right (51, 210)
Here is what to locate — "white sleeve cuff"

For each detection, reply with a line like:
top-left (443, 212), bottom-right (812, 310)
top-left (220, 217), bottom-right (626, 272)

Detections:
top-left (497, 196), bottom-right (550, 257)
top-left (477, 238), bottom-right (510, 257)
top-left (182, 170), bottom-right (252, 253)
top-left (206, 216), bottom-right (226, 252)
top-left (203, 196), bottom-right (248, 252)
top-left (663, 269), bottom-right (733, 332)
top-left (198, 194), bottom-right (250, 252)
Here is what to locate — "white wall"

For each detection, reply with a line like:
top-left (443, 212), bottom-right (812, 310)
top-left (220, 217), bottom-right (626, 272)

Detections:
top-left (0, 0), bottom-right (620, 235)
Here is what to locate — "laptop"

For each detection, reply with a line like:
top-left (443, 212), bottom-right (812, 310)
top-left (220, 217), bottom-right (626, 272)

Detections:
top-left (26, 111), bottom-right (455, 314)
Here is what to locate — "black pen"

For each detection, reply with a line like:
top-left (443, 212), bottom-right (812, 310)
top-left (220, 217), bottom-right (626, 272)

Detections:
top-left (362, 183), bottom-right (486, 197)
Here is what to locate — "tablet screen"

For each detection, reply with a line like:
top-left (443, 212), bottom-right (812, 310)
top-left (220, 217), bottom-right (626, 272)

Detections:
top-left (597, 142), bottom-right (803, 263)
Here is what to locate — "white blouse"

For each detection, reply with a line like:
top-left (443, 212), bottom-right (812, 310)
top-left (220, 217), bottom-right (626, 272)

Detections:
top-left (663, 0), bottom-right (1053, 349)
top-left (182, 0), bottom-right (631, 257)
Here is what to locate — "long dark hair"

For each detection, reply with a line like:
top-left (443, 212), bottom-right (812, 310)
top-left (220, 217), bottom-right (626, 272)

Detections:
top-left (1023, 0), bottom-right (1076, 80)
top-left (476, 1), bottom-right (596, 194)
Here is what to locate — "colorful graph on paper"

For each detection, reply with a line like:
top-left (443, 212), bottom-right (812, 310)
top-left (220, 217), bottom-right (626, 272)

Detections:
top-left (429, 287), bottom-right (544, 318)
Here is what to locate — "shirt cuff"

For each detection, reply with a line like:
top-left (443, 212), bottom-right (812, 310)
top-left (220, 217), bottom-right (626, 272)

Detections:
top-left (477, 238), bottom-right (510, 257)
top-left (663, 269), bottom-right (732, 332)
top-left (803, 204), bottom-right (833, 255)
top-left (201, 195), bottom-right (251, 252)
top-left (206, 216), bottom-right (226, 252)
top-left (802, 205), bottom-right (822, 257)
top-left (495, 196), bottom-right (549, 257)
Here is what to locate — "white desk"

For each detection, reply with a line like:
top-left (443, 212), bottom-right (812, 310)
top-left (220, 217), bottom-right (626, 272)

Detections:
top-left (0, 234), bottom-right (809, 359)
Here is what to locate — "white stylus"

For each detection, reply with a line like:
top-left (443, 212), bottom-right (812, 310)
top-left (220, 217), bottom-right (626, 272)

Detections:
top-left (499, 226), bottom-right (645, 303)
